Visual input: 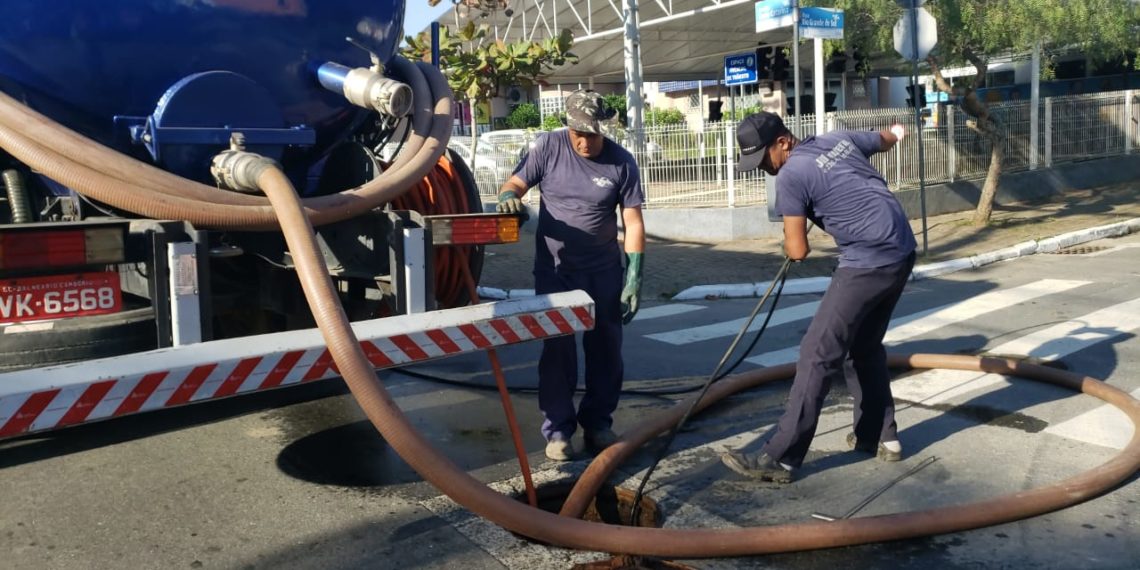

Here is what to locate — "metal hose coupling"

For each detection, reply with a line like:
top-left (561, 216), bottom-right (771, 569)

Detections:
top-left (210, 137), bottom-right (280, 194)
top-left (317, 62), bottom-right (413, 118)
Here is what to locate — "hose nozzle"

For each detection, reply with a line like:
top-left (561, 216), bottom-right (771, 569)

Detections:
top-left (317, 62), bottom-right (413, 118)
top-left (211, 147), bottom-right (279, 194)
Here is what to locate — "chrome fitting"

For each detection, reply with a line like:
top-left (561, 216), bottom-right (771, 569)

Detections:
top-left (210, 149), bottom-right (279, 193)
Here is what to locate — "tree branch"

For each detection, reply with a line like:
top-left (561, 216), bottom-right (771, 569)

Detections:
top-left (927, 56), bottom-right (954, 94)
top-left (963, 46), bottom-right (988, 90)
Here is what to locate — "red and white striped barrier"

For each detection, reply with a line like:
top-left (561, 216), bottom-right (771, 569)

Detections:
top-left (0, 291), bottom-right (594, 439)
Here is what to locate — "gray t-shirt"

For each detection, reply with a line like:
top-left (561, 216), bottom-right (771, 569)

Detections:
top-left (775, 130), bottom-right (917, 268)
top-left (514, 130), bottom-right (645, 272)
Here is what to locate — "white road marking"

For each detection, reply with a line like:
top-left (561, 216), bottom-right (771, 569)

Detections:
top-left (633, 303), bottom-right (707, 322)
top-left (647, 300), bottom-right (821, 346)
top-left (746, 279), bottom-right (1090, 367)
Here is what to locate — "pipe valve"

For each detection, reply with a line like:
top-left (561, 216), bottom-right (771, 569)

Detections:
top-left (211, 143), bottom-right (280, 194)
top-left (317, 62), bottom-right (413, 118)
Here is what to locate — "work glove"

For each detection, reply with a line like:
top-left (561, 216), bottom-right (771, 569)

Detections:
top-left (496, 190), bottom-right (529, 223)
top-left (620, 252), bottom-right (643, 325)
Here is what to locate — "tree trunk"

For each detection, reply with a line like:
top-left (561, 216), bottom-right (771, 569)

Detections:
top-left (470, 99), bottom-right (480, 157)
top-left (972, 135), bottom-right (1004, 225)
top-left (928, 53), bottom-right (1003, 226)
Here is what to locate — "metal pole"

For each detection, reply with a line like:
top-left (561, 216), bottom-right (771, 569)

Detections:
top-left (909, 4), bottom-right (928, 256)
top-left (947, 104), bottom-right (957, 182)
top-left (1045, 97), bottom-right (1053, 167)
top-left (1030, 41), bottom-right (1041, 169)
top-left (431, 22), bottom-right (441, 68)
top-left (726, 122), bottom-right (736, 207)
top-left (814, 37), bottom-right (825, 135)
top-left (792, 0), bottom-right (802, 136)
top-left (623, 0), bottom-right (644, 156)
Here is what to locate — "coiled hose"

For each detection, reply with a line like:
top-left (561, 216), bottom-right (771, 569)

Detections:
top-left (5, 58), bottom-right (1140, 558)
top-left (2, 168), bottom-right (31, 223)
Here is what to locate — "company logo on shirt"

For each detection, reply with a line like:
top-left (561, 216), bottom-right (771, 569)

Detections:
top-left (592, 176), bottom-right (615, 189)
top-left (815, 140), bottom-right (855, 173)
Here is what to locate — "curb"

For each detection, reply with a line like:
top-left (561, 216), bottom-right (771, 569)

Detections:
top-left (670, 217), bottom-right (1140, 301)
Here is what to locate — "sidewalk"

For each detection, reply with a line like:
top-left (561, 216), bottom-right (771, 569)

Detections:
top-left (477, 182), bottom-right (1140, 301)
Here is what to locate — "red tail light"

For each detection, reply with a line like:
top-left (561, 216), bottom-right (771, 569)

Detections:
top-left (0, 225), bottom-right (125, 271)
top-left (427, 214), bottom-right (520, 246)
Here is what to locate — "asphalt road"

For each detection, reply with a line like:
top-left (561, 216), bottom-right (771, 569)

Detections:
top-left (4, 234), bottom-right (1140, 569)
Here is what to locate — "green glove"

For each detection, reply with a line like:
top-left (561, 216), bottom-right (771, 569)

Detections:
top-left (497, 191), bottom-right (526, 217)
top-left (620, 252), bottom-right (643, 325)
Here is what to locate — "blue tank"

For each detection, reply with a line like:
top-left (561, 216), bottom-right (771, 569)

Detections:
top-left (0, 0), bottom-right (407, 183)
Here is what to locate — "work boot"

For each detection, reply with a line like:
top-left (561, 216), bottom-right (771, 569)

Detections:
top-left (846, 432), bottom-right (903, 462)
top-left (719, 451), bottom-right (794, 484)
top-left (545, 437), bottom-right (576, 461)
top-left (584, 428), bottom-right (619, 451)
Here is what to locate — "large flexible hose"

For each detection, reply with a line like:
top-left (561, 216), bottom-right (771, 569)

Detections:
top-left (0, 58), bottom-right (447, 230)
top-left (6, 57), bottom-right (1139, 557)
top-left (2, 168), bottom-right (31, 223)
top-left (260, 147), bottom-right (1140, 556)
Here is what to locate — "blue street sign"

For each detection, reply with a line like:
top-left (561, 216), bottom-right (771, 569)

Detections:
top-left (799, 7), bottom-right (844, 40)
top-left (755, 0), bottom-right (794, 33)
top-left (724, 53), bottom-right (758, 86)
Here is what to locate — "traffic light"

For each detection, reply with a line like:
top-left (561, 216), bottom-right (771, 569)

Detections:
top-left (906, 84), bottom-right (927, 109)
top-left (708, 100), bottom-right (724, 122)
top-left (756, 46), bottom-right (773, 79)
top-left (826, 53), bottom-right (847, 74)
top-left (771, 48), bottom-right (790, 82)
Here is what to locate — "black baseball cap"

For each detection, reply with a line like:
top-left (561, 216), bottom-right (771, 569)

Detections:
top-left (735, 112), bottom-right (788, 173)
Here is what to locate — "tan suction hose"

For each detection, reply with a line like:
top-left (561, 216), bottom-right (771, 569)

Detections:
top-left (256, 153), bottom-right (1140, 556)
top-left (0, 58), bottom-right (448, 229)
top-left (6, 55), bottom-right (1139, 557)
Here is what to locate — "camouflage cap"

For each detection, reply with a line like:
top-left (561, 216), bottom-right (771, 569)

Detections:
top-left (563, 89), bottom-right (616, 134)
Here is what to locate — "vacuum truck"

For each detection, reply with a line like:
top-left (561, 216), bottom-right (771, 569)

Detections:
top-left (0, 0), bottom-right (600, 443)
top-left (0, 0), bottom-right (526, 373)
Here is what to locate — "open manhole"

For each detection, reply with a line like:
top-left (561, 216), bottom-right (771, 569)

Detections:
top-left (514, 481), bottom-right (661, 530)
top-left (514, 483), bottom-right (698, 570)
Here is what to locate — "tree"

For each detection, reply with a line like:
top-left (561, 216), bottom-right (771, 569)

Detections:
top-left (505, 102), bottom-right (541, 129)
top-left (602, 94), bottom-right (629, 127)
top-left (827, 0), bottom-right (1140, 225)
top-left (402, 21), bottom-right (577, 154)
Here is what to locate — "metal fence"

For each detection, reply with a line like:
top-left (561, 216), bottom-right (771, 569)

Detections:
top-left (451, 89), bottom-right (1139, 206)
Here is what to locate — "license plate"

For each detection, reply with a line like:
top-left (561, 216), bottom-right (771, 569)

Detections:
top-left (0, 272), bottom-right (122, 324)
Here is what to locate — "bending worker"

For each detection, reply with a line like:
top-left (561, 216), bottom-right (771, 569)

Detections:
top-left (722, 111), bottom-right (915, 484)
top-left (496, 89), bottom-right (646, 461)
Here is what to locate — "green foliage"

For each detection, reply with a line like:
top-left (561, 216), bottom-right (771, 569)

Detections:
top-left (731, 106), bottom-right (762, 121)
top-left (541, 113), bottom-right (564, 131)
top-left (645, 107), bottom-right (686, 126)
top-left (505, 103), bottom-right (541, 129)
top-left (823, 0), bottom-right (1140, 73)
top-left (602, 94), bottom-right (628, 127)
top-left (402, 22), bottom-right (578, 104)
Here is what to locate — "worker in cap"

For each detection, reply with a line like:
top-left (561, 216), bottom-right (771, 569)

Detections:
top-left (496, 89), bottom-right (646, 461)
top-left (722, 111), bottom-right (915, 484)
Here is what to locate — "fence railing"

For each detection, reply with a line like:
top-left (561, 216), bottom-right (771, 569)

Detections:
top-left (452, 89), bottom-right (1139, 206)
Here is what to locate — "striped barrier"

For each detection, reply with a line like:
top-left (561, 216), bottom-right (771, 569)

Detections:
top-left (0, 291), bottom-right (594, 439)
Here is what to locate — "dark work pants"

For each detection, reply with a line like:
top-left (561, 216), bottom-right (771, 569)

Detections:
top-left (535, 265), bottom-right (624, 442)
top-left (760, 252), bottom-right (915, 468)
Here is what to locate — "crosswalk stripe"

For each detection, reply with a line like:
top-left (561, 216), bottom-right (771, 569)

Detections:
top-left (745, 279), bottom-right (1091, 367)
top-left (633, 303), bottom-right (706, 322)
top-left (646, 300), bottom-right (822, 346)
top-left (1043, 388), bottom-right (1140, 450)
top-left (893, 296), bottom-right (1140, 407)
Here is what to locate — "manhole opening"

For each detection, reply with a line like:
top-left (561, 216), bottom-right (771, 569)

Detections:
top-left (513, 481), bottom-right (661, 529)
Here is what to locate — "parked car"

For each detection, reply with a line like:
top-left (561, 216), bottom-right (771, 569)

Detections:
top-left (449, 138), bottom-right (521, 196)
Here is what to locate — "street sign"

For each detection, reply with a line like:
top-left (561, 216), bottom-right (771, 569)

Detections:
top-left (893, 7), bottom-right (937, 61)
top-left (799, 7), bottom-right (844, 40)
top-left (894, 0), bottom-right (927, 6)
top-left (755, 0), bottom-right (794, 33)
top-left (724, 53), bottom-right (759, 86)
